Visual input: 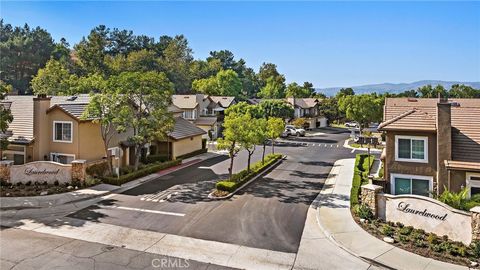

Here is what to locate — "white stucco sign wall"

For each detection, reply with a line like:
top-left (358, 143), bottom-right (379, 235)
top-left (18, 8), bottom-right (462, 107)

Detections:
top-left (10, 161), bottom-right (72, 184)
top-left (378, 194), bottom-right (472, 244)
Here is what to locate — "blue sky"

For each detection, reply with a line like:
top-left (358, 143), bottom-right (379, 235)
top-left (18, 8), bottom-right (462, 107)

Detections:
top-left (1, 1), bottom-right (479, 88)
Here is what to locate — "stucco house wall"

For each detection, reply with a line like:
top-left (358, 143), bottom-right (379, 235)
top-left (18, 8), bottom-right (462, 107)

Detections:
top-left (172, 136), bottom-right (203, 159)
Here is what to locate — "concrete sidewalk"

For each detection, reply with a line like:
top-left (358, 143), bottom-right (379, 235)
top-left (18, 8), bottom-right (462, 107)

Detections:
top-left (315, 158), bottom-right (469, 270)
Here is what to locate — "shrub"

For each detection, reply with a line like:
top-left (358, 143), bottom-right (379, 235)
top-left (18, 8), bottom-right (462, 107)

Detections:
top-left (427, 233), bottom-right (440, 245)
top-left (395, 222), bottom-right (404, 228)
top-left (216, 181), bottom-right (237, 192)
top-left (414, 239), bottom-right (427, 248)
top-left (144, 154), bottom-right (170, 164)
top-left (350, 154), bottom-right (375, 207)
top-left (381, 224), bottom-right (394, 236)
top-left (54, 180), bottom-right (59, 186)
top-left (25, 181), bottom-right (32, 186)
top-left (353, 204), bottom-right (373, 220)
top-left (86, 161), bottom-right (109, 177)
top-left (215, 154), bottom-right (282, 194)
top-left (398, 234), bottom-right (409, 244)
top-left (399, 226), bottom-right (414, 235)
top-left (470, 241), bottom-right (480, 258)
top-left (202, 138), bottom-right (207, 149)
top-left (438, 186), bottom-right (480, 211)
top-left (102, 159), bottom-right (182, 185)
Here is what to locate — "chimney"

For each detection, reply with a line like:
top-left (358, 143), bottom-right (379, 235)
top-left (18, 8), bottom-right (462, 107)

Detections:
top-left (33, 95), bottom-right (51, 161)
top-left (436, 96), bottom-right (452, 195)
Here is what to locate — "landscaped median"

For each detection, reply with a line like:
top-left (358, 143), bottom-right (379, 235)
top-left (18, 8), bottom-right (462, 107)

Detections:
top-left (209, 154), bottom-right (284, 199)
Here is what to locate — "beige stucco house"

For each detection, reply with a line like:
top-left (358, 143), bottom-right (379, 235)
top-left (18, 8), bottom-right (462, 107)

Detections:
top-left (1, 94), bottom-right (206, 166)
top-left (379, 97), bottom-right (480, 198)
top-left (172, 94), bottom-right (236, 139)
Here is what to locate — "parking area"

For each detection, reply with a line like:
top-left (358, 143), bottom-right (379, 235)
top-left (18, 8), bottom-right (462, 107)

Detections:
top-left (69, 128), bottom-right (354, 253)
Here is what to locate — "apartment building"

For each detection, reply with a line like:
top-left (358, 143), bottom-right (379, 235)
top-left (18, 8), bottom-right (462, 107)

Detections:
top-left (378, 97), bottom-right (480, 198)
top-left (1, 94), bottom-right (205, 166)
top-left (172, 94), bottom-right (236, 139)
top-left (286, 97), bottom-right (327, 129)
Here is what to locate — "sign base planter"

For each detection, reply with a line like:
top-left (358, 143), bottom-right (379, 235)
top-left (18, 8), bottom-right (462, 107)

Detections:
top-left (208, 155), bottom-right (286, 200)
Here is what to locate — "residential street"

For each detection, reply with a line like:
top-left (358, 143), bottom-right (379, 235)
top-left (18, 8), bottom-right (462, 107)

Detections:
top-left (69, 128), bottom-right (353, 253)
top-left (1, 128), bottom-right (361, 269)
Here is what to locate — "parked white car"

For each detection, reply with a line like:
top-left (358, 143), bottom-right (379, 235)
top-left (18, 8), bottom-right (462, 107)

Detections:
top-left (345, 122), bottom-right (359, 128)
top-left (285, 125), bottom-right (306, 137)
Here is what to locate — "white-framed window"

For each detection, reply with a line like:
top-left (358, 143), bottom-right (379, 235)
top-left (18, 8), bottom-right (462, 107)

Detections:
top-left (182, 109), bottom-right (196, 119)
top-left (53, 121), bottom-right (73, 143)
top-left (391, 173), bottom-right (433, 197)
top-left (467, 172), bottom-right (480, 198)
top-left (395, 135), bottom-right (428, 163)
top-left (50, 153), bottom-right (75, 164)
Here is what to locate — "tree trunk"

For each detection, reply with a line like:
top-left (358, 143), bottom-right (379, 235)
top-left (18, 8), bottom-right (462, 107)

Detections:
top-left (247, 152), bottom-right (251, 173)
top-left (228, 151), bottom-right (234, 180)
top-left (104, 143), bottom-right (113, 176)
top-left (134, 145), bottom-right (141, 171)
top-left (262, 143), bottom-right (266, 164)
top-left (271, 139), bottom-right (275, 154)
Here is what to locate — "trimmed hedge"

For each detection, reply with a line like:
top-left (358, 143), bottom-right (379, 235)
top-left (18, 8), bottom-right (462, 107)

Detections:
top-left (102, 159), bottom-right (182, 185)
top-left (144, 154), bottom-right (170, 164)
top-left (350, 154), bottom-right (375, 206)
top-left (216, 154), bottom-right (283, 193)
top-left (177, 148), bottom-right (207, 160)
top-left (86, 161), bottom-right (109, 177)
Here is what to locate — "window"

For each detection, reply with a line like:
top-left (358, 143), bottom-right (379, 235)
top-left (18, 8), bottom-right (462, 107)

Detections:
top-left (391, 174), bottom-right (432, 197)
top-left (467, 173), bottom-right (480, 198)
top-left (183, 110), bottom-right (196, 119)
top-left (50, 153), bottom-right (75, 164)
top-left (395, 135), bottom-right (428, 162)
top-left (53, 121), bottom-right (72, 143)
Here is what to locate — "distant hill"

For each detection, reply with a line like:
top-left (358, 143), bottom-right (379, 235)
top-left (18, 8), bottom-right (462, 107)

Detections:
top-left (317, 80), bottom-right (480, 97)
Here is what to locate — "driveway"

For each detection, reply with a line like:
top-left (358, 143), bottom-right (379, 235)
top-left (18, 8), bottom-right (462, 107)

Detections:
top-left (69, 128), bottom-right (354, 253)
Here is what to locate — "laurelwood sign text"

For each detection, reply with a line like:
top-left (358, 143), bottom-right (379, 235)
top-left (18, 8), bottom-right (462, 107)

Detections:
top-left (24, 168), bottom-right (60, 176)
top-left (397, 202), bottom-right (448, 221)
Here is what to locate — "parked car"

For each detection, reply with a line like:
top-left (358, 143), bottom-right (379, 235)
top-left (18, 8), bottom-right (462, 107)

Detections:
top-left (285, 125), bottom-right (306, 137)
top-left (281, 129), bottom-right (290, 138)
top-left (345, 122), bottom-right (359, 128)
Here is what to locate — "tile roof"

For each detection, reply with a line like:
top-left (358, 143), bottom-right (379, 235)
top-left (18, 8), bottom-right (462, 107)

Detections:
top-left (3, 95), bottom-right (92, 142)
top-left (172, 95), bottom-right (202, 109)
top-left (381, 97), bottom-right (480, 162)
top-left (209, 96), bottom-right (235, 108)
top-left (286, 98), bottom-right (321, 108)
top-left (169, 117), bottom-right (206, 140)
top-left (194, 116), bottom-right (217, 126)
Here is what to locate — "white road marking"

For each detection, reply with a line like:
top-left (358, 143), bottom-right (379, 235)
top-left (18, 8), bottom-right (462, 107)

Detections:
top-left (351, 149), bottom-right (356, 153)
top-left (330, 144), bottom-right (333, 147)
top-left (324, 144), bottom-right (327, 147)
top-left (100, 205), bottom-right (185, 217)
top-left (336, 145), bottom-right (339, 148)
top-left (198, 166), bottom-right (211, 169)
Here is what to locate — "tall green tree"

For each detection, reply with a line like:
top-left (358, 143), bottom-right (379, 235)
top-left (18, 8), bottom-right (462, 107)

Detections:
top-left (157, 35), bottom-right (193, 93)
top-left (448, 84), bottom-right (480, 98)
top-left (257, 76), bottom-right (286, 99)
top-left (192, 69), bottom-right (242, 97)
top-left (217, 112), bottom-right (248, 179)
top-left (417, 84), bottom-right (448, 98)
top-left (82, 86), bottom-right (123, 175)
top-left (0, 20), bottom-right (55, 94)
top-left (338, 94), bottom-right (383, 133)
top-left (74, 25), bottom-right (110, 75)
top-left (112, 71), bottom-right (175, 171)
top-left (266, 117), bottom-right (285, 154)
top-left (285, 82), bottom-right (311, 98)
top-left (336, 87), bottom-right (355, 98)
top-left (258, 99), bottom-right (294, 119)
top-left (0, 81), bottom-right (13, 158)
top-left (31, 59), bottom-right (79, 95)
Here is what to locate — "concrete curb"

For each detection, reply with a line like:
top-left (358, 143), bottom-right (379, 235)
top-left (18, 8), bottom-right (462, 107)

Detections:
top-left (343, 139), bottom-right (383, 153)
top-left (207, 155), bottom-right (286, 200)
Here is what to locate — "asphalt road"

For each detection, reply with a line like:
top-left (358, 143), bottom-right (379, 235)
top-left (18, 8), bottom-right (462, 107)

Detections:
top-left (70, 127), bottom-right (354, 254)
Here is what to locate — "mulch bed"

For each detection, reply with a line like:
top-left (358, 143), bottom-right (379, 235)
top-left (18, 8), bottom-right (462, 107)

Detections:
top-left (352, 211), bottom-right (477, 267)
top-left (0, 182), bottom-right (90, 197)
